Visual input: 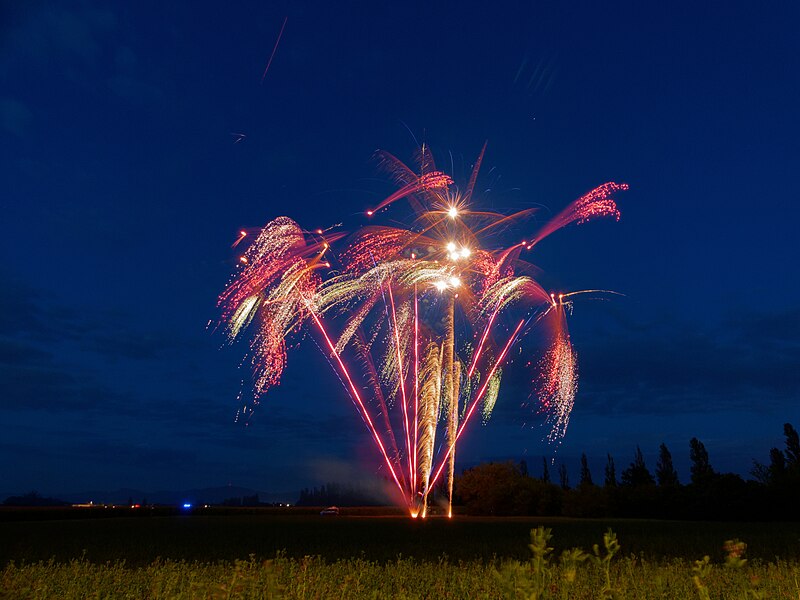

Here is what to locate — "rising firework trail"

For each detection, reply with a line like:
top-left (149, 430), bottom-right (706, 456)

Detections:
top-left (217, 144), bottom-right (627, 517)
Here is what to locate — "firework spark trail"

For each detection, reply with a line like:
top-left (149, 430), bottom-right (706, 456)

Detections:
top-left (387, 285), bottom-right (413, 486)
top-left (373, 149), bottom-right (446, 219)
top-left (367, 172), bottom-right (454, 215)
top-left (413, 286), bottom-right (419, 494)
top-left (261, 16), bottom-right (288, 84)
top-left (526, 182), bottom-right (628, 249)
top-left (314, 233), bottom-right (407, 473)
top-left (416, 342), bottom-right (441, 504)
top-left (447, 359), bottom-right (461, 517)
top-left (425, 318), bottom-right (526, 498)
top-left (352, 329), bottom-right (402, 471)
top-left (306, 303), bottom-right (408, 501)
top-left (464, 141), bottom-right (487, 202)
top-left (218, 143), bottom-right (626, 516)
top-left (441, 294), bottom-right (457, 515)
top-left (482, 368), bottom-right (502, 422)
top-left (466, 275), bottom-right (550, 378)
top-left (467, 301), bottom-right (500, 378)
top-left (231, 230), bottom-right (248, 248)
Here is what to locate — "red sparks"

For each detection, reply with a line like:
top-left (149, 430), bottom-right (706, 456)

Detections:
top-left (367, 171), bottom-right (453, 215)
top-left (526, 182), bottom-right (628, 249)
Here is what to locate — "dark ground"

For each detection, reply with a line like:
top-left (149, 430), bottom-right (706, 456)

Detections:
top-left (2, 507), bottom-right (799, 566)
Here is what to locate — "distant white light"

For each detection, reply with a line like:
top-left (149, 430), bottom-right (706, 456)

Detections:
top-left (447, 206), bottom-right (458, 218)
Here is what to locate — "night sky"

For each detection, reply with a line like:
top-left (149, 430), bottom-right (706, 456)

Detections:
top-left (1, 1), bottom-right (798, 501)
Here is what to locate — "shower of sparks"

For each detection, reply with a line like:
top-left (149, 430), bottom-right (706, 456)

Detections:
top-left (217, 144), bottom-right (627, 516)
top-left (538, 296), bottom-right (579, 442)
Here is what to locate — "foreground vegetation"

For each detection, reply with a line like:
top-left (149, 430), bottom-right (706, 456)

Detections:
top-left (3, 512), bottom-right (800, 598)
top-left (3, 527), bottom-right (800, 599)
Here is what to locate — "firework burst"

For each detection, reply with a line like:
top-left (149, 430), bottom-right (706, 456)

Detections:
top-left (217, 145), bottom-right (627, 516)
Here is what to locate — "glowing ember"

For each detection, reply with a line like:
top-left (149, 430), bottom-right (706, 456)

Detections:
top-left (217, 145), bottom-right (627, 516)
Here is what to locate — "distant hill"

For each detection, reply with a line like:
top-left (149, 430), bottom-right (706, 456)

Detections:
top-left (4, 486), bottom-right (295, 506)
top-left (2, 492), bottom-right (70, 507)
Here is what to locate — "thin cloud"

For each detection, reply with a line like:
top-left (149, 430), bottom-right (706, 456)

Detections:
top-left (472, 309), bottom-right (799, 425)
top-left (0, 3), bottom-right (117, 69)
top-left (575, 310), bottom-right (800, 415)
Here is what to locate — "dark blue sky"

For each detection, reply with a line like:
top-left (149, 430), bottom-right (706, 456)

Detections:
top-left (1, 0), bottom-right (798, 499)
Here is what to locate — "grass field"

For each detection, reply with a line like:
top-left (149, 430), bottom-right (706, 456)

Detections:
top-left (3, 509), bottom-right (800, 565)
top-left (2, 509), bottom-right (800, 598)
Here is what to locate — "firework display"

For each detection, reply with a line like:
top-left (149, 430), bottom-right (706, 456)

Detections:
top-left (218, 145), bottom-right (627, 517)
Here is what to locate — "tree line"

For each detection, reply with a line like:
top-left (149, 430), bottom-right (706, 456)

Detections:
top-left (295, 482), bottom-right (386, 507)
top-left (454, 423), bottom-right (800, 520)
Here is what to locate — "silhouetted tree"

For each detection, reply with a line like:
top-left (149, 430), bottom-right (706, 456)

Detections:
top-left (769, 448), bottom-right (787, 481)
top-left (563, 478), bottom-right (608, 518)
top-left (621, 447), bottom-right (655, 487)
top-left (753, 424), bottom-right (800, 493)
top-left (242, 494), bottom-right (260, 506)
top-left (604, 454), bottom-right (617, 487)
top-left (656, 443), bottom-right (679, 487)
top-left (784, 423), bottom-right (800, 467)
top-left (689, 438), bottom-right (715, 486)
top-left (295, 483), bottom-right (382, 506)
top-left (519, 459), bottom-right (528, 476)
top-left (455, 462), bottom-right (534, 515)
top-left (750, 460), bottom-right (770, 485)
top-left (579, 453), bottom-right (593, 487)
top-left (558, 464), bottom-right (569, 490)
top-left (451, 421), bottom-right (800, 520)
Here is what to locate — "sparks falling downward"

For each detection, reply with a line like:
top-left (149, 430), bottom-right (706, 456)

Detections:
top-left (217, 144), bottom-right (627, 516)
